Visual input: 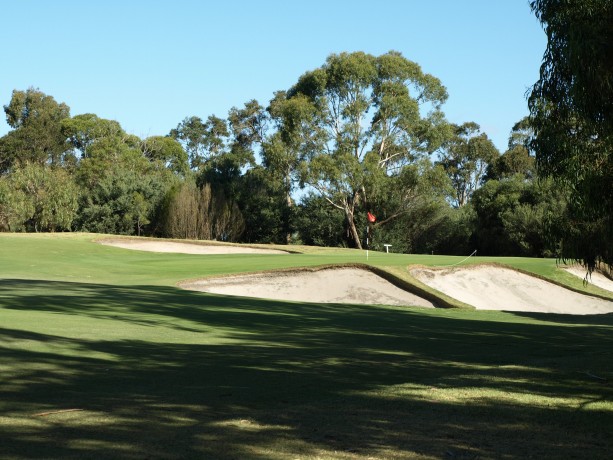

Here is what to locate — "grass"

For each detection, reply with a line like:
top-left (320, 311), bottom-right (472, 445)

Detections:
top-left (0, 233), bottom-right (612, 459)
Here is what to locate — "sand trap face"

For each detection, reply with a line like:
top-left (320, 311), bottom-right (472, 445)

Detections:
top-left (182, 268), bottom-right (436, 308)
top-left (564, 266), bottom-right (613, 293)
top-left (98, 239), bottom-right (288, 254)
top-left (411, 265), bottom-right (613, 315)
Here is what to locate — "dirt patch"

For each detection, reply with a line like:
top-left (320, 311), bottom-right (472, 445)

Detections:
top-left (98, 239), bottom-right (288, 255)
top-left (410, 265), bottom-right (613, 315)
top-left (181, 268), bottom-right (436, 308)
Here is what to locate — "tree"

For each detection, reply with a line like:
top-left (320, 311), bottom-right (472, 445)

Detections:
top-left (159, 180), bottom-right (244, 241)
top-left (170, 115), bottom-right (229, 170)
top-left (60, 114), bottom-right (124, 159)
top-left (141, 135), bottom-right (189, 176)
top-left (5, 163), bottom-right (79, 232)
top-left (282, 51), bottom-right (450, 248)
top-left (202, 100), bottom-right (265, 188)
top-left (295, 194), bottom-right (347, 247)
top-left (76, 162), bottom-right (169, 235)
top-left (438, 122), bottom-right (499, 207)
top-left (72, 122), bottom-right (177, 236)
top-left (237, 165), bottom-right (292, 244)
top-left (485, 118), bottom-right (535, 181)
top-left (366, 158), bottom-right (453, 252)
top-left (470, 175), bottom-right (566, 257)
top-left (0, 88), bottom-right (70, 172)
top-left (264, 91), bottom-right (320, 242)
top-left (529, 0), bottom-right (613, 272)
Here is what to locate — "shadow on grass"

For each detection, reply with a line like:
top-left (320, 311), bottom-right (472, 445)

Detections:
top-left (0, 279), bottom-right (612, 459)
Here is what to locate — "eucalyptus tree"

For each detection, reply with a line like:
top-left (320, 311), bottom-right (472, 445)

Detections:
top-left (205, 100), bottom-right (266, 187)
top-left (60, 114), bottom-right (124, 159)
top-left (485, 118), bottom-right (535, 181)
top-left (170, 115), bottom-right (229, 170)
top-left (0, 88), bottom-right (70, 172)
top-left (3, 163), bottom-right (79, 232)
top-left (438, 122), bottom-right (499, 207)
top-left (529, 0), bottom-right (613, 272)
top-left (279, 51), bottom-right (450, 248)
top-left (140, 135), bottom-right (189, 176)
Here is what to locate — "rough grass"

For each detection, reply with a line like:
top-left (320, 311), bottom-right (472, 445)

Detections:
top-left (0, 233), bottom-right (612, 459)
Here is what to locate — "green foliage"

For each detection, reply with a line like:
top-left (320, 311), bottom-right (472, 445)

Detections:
top-left (0, 175), bottom-right (32, 231)
top-left (60, 114), bottom-right (124, 158)
top-left (76, 162), bottom-right (171, 235)
top-left (170, 115), bottom-right (229, 170)
top-left (426, 205), bottom-right (477, 255)
top-left (0, 88), bottom-right (71, 172)
top-left (2, 163), bottom-right (79, 232)
top-left (471, 175), bottom-right (566, 257)
top-left (295, 194), bottom-right (347, 247)
top-left (141, 135), bottom-right (189, 176)
top-left (237, 166), bottom-right (292, 244)
top-left (284, 51), bottom-right (450, 248)
top-left (486, 144), bottom-right (535, 181)
top-left (529, 0), bottom-right (613, 271)
top-left (485, 118), bottom-right (535, 181)
top-left (365, 160), bottom-right (463, 254)
top-left (438, 122), bottom-right (500, 207)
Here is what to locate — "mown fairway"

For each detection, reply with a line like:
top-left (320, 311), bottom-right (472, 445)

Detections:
top-left (1, 234), bottom-right (612, 459)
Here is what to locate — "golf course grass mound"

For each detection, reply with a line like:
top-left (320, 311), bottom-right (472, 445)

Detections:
top-left (411, 264), bottom-right (613, 314)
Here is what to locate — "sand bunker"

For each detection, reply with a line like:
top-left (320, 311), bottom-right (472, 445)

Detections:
top-left (181, 268), bottom-right (436, 308)
top-left (98, 239), bottom-right (288, 254)
top-left (564, 266), bottom-right (613, 293)
top-left (411, 265), bottom-right (613, 315)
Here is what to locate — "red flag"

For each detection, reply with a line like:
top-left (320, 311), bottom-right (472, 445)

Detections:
top-left (367, 212), bottom-right (376, 223)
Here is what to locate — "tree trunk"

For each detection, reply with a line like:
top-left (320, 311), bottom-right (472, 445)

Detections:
top-left (345, 206), bottom-right (362, 249)
top-left (286, 190), bottom-right (293, 245)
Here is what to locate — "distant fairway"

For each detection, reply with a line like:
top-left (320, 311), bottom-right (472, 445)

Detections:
top-left (1, 233), bottom-right (612, 459)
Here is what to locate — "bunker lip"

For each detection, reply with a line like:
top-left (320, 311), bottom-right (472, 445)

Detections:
top-left (97, 238), bottom-right (289, 254)
top-left (410, 264), bottom-right (613, 315)
top-left (180, 267), bottom-right (436, 308)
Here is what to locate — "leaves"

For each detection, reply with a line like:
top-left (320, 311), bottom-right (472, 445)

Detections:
top-left (280, 51), bottom-right (451, 248)
top-left (529, 0), bottom-right (613, 271)
top-left (1, 88), bottom-right (71, 170)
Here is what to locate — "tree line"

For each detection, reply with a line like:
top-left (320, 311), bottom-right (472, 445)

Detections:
top-left (0, 51), bottom-right (570, 258)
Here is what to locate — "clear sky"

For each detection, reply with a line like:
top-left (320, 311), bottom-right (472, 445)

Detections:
top-left (0, 0), bottom-right (546, 153)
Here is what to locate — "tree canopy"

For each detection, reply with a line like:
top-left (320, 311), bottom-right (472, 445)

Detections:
top-left (1, 88), bottom-right (70, 172)
top-left (281, 51), bottom-right (450, 248)
top-left (529, 0), bottom-right (613, 272)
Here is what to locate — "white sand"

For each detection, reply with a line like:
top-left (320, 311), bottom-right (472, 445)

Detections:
top-left (98, 239), bottom-right (288, 254)
top-left (564, 266), bottom-right (613, 293)
top-left (411, 265), bottom-right (613, 315)
top-left (181, 268), bottom-right (436, 308)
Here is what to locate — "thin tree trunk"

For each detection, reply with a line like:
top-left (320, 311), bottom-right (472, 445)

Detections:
top-left (286, 190), bottom-right (292, 244)
top-left (345, 205), bottom-right (362, 249)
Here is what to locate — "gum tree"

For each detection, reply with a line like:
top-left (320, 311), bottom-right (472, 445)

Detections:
top-left (0, 88), bottom-right (70, 172)
top-left (281, 51), bottom-right (450, 248)
top-left (529, 0), bottom-right (613, 273)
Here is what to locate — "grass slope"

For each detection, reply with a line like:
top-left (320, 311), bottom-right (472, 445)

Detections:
top-left (0, 233), bottom-right (612, 459)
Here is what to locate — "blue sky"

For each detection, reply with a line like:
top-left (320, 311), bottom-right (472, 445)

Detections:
top-left (0, 1), bottom-right (546, 152)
